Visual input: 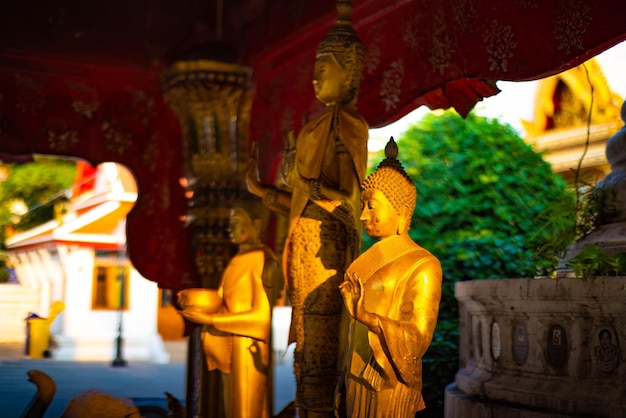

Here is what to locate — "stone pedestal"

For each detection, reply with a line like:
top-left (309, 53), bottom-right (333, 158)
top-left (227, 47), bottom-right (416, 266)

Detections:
top-left (445, 277), bottom-right (626, 417)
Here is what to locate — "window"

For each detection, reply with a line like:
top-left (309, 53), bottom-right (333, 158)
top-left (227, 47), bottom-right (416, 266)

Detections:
top-left (92, 252), bottom-right (129, 310)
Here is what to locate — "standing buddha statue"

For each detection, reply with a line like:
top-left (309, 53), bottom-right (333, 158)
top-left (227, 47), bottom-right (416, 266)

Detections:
top-left (246, 1), bottom-right (368, 416)
top-left (179, 196), bottom-right (281, 418)
top-left (337, 138), bottom-right (443, 418)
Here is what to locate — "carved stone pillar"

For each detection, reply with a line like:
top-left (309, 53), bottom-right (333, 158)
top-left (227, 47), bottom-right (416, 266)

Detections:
top-left (162, 59), bottom-right (253, 418)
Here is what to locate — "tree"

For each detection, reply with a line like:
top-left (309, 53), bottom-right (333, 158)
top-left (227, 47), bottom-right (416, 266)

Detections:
top-left (366, 110), bottom-right (572, 416)
top-left (0, 156), bottom-right (77, 242)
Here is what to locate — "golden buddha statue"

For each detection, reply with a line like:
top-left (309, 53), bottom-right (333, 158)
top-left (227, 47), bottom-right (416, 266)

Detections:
top-left (336, 138), bottom-right (443, 418)
top-left (246, 1), bottom-right (368, 416)
top-left (179, 195), bottom-right (281, 418)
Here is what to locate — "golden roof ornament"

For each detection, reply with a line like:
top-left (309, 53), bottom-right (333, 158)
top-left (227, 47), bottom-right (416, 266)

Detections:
top-left (362, 137), bottom-right (417, 215)
top-left (316, 0), bottom-right (365, 105)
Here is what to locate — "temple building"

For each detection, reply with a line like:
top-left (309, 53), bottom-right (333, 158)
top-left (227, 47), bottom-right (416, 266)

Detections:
top-left (522, 58), bottom-right (623, 185)
top-left (2, 161), bottom-right (174, 362)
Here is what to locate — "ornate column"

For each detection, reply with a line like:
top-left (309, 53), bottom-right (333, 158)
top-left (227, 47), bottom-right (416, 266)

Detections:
top-left (162, 59), bottom-right (253, 418)
top-left (163, 60), bottom-right (253, 288)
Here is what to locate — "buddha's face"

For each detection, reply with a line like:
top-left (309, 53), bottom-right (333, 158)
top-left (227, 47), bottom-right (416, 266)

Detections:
top-left (313, 53), bottom-right (349, 106)
top-left (228, 207), bottom-right (257, 245)
top-left (360, 189), bottom-right (400, 240)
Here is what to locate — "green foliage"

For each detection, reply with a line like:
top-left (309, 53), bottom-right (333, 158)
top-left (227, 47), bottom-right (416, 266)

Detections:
top-left (529, 169), bottom-right (617, 277)
top-left (567, 245), bottom-right (626, 277)
top-left (392, 110), bottom-right (569, 280)
top-left (529, 192), bottom-right (578, 276)
top-left (575, 184), bottom-right (616, 236)
top-left (0, 156), bottom-right (77, 234)
top-left (368, 110), bottom-right (571, 414)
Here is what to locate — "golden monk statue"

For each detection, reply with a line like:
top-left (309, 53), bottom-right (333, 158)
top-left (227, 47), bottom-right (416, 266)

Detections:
top-left (336, 138), bottom-right (442, 418)
top-left (246, 1), bottom-right (367, 416)
top-left (179, 195), bottom-right (281, 418)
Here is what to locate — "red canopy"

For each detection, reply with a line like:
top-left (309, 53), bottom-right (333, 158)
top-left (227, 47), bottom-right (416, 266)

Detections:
top-left (0, 0), bottom-right (625, 289)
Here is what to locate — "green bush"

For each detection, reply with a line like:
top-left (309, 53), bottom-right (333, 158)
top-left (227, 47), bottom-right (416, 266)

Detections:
top-left (567, 245), bottom-right (626, 277)
top-left (0, 156), bottom-right (76, 235)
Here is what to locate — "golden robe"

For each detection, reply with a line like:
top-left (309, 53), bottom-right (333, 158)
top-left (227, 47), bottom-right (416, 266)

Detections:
top-left (201, 247), bottom-right (276, 418)
top-left (341, 234), bottom-right (442, 418)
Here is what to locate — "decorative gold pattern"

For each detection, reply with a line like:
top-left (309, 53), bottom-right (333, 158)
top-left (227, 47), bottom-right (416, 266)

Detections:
top-left (483, 20), bottom-right (517, 72)
top-left (163, 61), bottom-right (253, 181)
top-left (72, 100), bottom-right (100, 119)
top-left (101, 121), bottom-right (133, 154)
top-left (429, 11), bottom-right (454, 76)
top-left (68, 81), bottom-right (100, 119)
top-left (555, 0), bottom-right (592, 54)
top-left (365, 22), bottom-right (385, 75)
top-left (451, 0), bottom-right (478, 33)
top-left (48, 129), bottom-right (78, 151)
top-left (380, 60), bottom-right (404, 111)
top-left (403, 15), bottom-right (423, 52)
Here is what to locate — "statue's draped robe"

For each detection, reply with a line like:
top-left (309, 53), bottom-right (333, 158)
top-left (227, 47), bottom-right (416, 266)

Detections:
top-left (201, 247), bottom-right (276, 418)
top-left (343, 234), bottom-right (442, 418)
top-left (285, 105), bottom-right (368, 411)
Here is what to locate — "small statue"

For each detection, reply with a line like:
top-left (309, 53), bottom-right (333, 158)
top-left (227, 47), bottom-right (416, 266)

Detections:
top-left (246, 1), bottom-right (368, 416)
top-left (179, 195), bottom-right (281, 418)
top-left (336, 138), bottom-right (443, 418)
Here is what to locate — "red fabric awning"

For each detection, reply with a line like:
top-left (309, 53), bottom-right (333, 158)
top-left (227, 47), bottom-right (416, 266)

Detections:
top-left (0, 0), bottom-right (625, 289)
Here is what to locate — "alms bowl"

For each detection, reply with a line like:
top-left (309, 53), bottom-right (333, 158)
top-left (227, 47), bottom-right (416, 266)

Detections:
top-left (177, 288), bottom-right (222, 313)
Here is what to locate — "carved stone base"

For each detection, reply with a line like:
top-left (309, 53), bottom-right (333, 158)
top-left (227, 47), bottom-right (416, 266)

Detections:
top-left (446, 277), bottom-right (626, 418)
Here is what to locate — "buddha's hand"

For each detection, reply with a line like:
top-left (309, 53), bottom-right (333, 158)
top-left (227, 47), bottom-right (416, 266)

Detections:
top-left (339, 272), bottom-right (362, 319)
top-left (179, 308), bottom-right (214, 326)
top-left (341, 272), bottom-right (379, 329)
top-left (245, 142), bottom-right (265, 197)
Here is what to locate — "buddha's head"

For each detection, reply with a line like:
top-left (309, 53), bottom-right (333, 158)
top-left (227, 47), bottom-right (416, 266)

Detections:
top-left (314, 0), bottom-right (364, 107)
top-left (229, 195), bottom-right (269, 248)
top-left (360, 138), bottom-right (416, 238)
